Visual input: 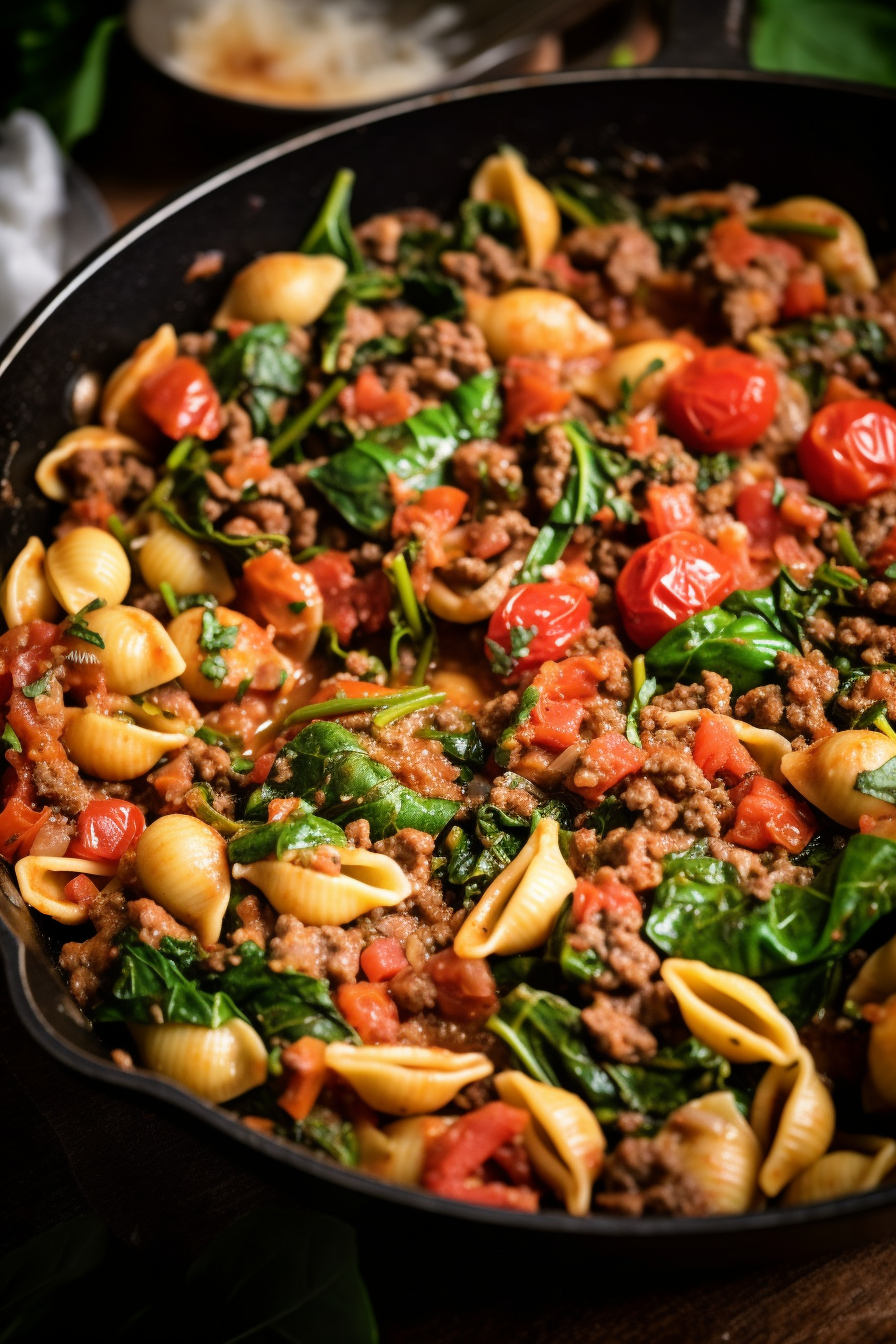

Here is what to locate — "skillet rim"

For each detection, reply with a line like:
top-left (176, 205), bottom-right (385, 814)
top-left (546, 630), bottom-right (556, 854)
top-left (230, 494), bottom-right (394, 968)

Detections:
top-left (3, 65), bottom-right (896, 1240)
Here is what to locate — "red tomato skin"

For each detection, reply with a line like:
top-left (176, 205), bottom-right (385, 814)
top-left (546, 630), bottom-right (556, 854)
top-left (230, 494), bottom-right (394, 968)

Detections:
top-left (643, 483), bottom-right (699, 540)
top-left (726, 777), bottom-right (816, 854)
top-left (66, 800), bottom-right (145, 862)
top-left (501, 357), bottom-right (571, 444)
top-left (427, 948), bottom-right (498, 1021)
top-left (63, 874), bottom-right (101, 905)
top-left (0, 799), bottom-right (50, 860)
top-left (798, 400), bottom-right (896, 506)
top-left (691, 716), bottom-right (755, 786)
top-left (615, 532), bottom-right (737, 649)
top-left (572, 876), bottom-right (641, 924)
top-left (485, 582), bottom-right (591, 679)
top-left (529, 698), bottom-right (586, 752)
top-left (663, 347), bottom-right (778, 452)
top-left (423, 1101), bottom-right (530, 1187)
top-left (138, 357), bottom-right (222, 440)
top-left (781, 264), bottom-right (827, 319)
top-left (335, 982), bottom-right (399, 1044)
top-left (240, 549), bottom-right (322, 639)
top-left (571, 732), bottom-right (645, 804)
top-left (304, 550), bottom-right (391, 645)
top-left (360, 938), bottom-right (409, 983)
top-left (349, 367), bottom-right (412, 426)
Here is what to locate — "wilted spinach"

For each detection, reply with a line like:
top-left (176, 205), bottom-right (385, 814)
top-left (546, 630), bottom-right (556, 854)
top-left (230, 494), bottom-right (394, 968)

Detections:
top-left (208, 940), bottom-right (356, 1046)
top-left (300, 167), bottom-right (364, 272)
top-left (205, 321), bottom-right (303, 436)
top-left (645, 591), bottom-right (797, 697)
top-left (772, 315), bottom-right (893, 405)
top-left (93, 931), bottom-right (243, 1029)
top-left (227, 804), bottom-right (347, 863)
top-left (645, 208), bottom-right (725, 269)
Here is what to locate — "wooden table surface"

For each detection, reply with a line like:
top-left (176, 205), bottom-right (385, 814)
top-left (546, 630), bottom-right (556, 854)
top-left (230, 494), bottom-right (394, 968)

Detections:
top-left (4, 37), bottom-right (891, 1344)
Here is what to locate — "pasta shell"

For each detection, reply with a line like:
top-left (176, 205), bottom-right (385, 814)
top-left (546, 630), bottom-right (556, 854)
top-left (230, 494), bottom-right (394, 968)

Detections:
top-left (136, 814), bottom-right (230, 945)
top-left (45, 527), bottom-right (131, 614)
top-left (465, 288), bottom-right (612, 363)
top-left (358, 1114), bottom-right (451, 1184)
top-left (166, 603), bottom-right (292, 702)
top-left (101, 323), bottom-right (178, 442)
top-left (495, 1070), bottom-right (605, 1217)
top-left (324, 1042), bottom-right (493, 1116)
top-left (865, 994), bottom-right (896, 1108)
top-left (750, 1047), bottom-right (836, 1197)
top-left (35, 426), bottom-right (152, 502)
top-left (232, 848), bottom-right (410, 926)
top-left (129, 1019), bottom-right (268, 1103)
top-left (62, 708), bottom-right (191, 781)
top-left (213, 253), bottom-right (347, 327)
top-left (663, 711), bottom-right (792, 782)
top-left (779, 730), bottom-right (896, 828)
top-left (661, 959), bottom-right (801, 1066)
top-left (137, 513), bottom-right (236, 605)
top-left (15, 856), bottom-right (118, 925)
top-left (570, 340), bottom-right (694, 412)
top-left (846, 933), bottom-right (896, 1008)
top-left (470, 148), bottom-right (560, 268)
top-left (782, 1136), bottom-right (896, 1207)
top-left (0, 536), bottom-right (61, 628)
top-left (748, 197), bottom-right (877, 294)
top-left (426, 553), bottom-right (523, 623)
top-left (64, 604), bottom-right (186, 695)
top-left (665, 1092), bottom-right (762, 1215)
top-left (454, 817), bottom-right (575, 959)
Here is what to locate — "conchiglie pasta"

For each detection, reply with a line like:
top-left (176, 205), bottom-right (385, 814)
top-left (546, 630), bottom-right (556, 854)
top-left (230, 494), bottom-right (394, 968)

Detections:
top-left (35, 426), bottom-right (152, 502)
top-left (15, 857), bottom-right (119, 924)
top-left (324, 1042), bottom-right (493, 1116)
top-left (45, 527), bottom-right (131, 614)
top-left (0, 536), bottom-right (61, 628)
top-left (454, 817), bottom-right (575, 959)
top-left (495, 1070), bottom-right (605, 1217)
top-left (62, 708), bottom-right (191, 781)
top-left (130, 1019), bottom-right (268, 1103)
top-left (664, 1091), bottom-right (762, 1215)
top-left (358, 1115), bottom-right (451, 1184)
top-left (748, 197), bottom-right (877, 294)
top-left (782, 1136), bottom-right (896, 1207)
top-left (63, 604), bottom-right (186, 695)
top-left (465, 288), bottom-right (612, 363)
top-left (166, 603), bottom-right (292, 702)
top-left (470, 148), bottom-right (560, 268)
top-left (864, 994), bottom-right (896, 1109)
top-left (570, 340), bottom-right (694, 412)
top-left (846, 933), bottom-right (896, 1008)
top-left (136, 513), bottom-right (236, 605)
top-left (101, 323), bottom-right (178, 442)
top-left (136, 814), bottom-right (230, 945)
top-left (660, 959), bottom-right (801, 1066)
top-left (750, 1047), bottom-right (836, 1197)
top-left (213, 252), bottom-right (346, 328)
top-left (779, 730), bottom-right (896, 828)
top-left (232, 848), bottom-right (410, 926)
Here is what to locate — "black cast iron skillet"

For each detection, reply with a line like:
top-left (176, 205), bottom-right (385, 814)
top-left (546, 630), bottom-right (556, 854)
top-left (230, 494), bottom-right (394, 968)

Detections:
top-left (3, 7), bottom-right (896, 1265)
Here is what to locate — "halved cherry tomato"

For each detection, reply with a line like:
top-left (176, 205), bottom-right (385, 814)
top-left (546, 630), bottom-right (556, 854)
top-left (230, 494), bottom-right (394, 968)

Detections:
top-left (572, 875), bottom-right (641, 924)
top-left (643, 483), bottom-right (699, 540)
top-left (798, 399), bottom-right (896, 506)
top-left (0, 799), bottom-right (50, 861)
top-left (501, 357), bottom-right (571, 444)
top-left (335, 981), bottom-right (399, 1044)
top-left (66, 799), bottom-right (145, 862)
top-left (692, 715), bottom-right (755, 786)
top-left (726, 777), bottom-right (816, 854)
top-left (138, 356), bottom-right (222, 440)
top-left (423, 1101), bottom-right (539, 1211)
top-left (663, 347), bottom-right (778, 452)
top-left (571, 732), bottom-right (645, 804)
top-left (427, 948), bottom-right (498, 1021)
top-left (360, 938), bottom-right (409, 983)
top-left (781, 263), bottom-right (827, 319)
top-left (349, 367), bottom-right (412, 426)
top-left (735, 479), bottom-right (778, 556)
top-left (304, 550), bottom-right (391, 645)
top-left (63, 874), bottom-right (101, 905)
top-left (278, 1036), bottom-right (327, 1121)
top-left (240, 549), bottom-right (322, 639)
top-left (615, 531), bottom-right (736, 649)
top-left (485, 582), bottom-right (591, 680)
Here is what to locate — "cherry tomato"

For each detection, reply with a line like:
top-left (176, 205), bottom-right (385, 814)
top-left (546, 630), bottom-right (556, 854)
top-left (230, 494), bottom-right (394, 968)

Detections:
top-left (615, 531), bottom-right (736, 649)
top-left (643, 483), bottom-right (699, 540)
top-left (138, 356), bottom-right (222, 440)
top-left (485, 582), bottom-right (591, 679)
top-left (797, 399), bottom-right (896, 506)
top-left (663, 347), bottom-right (778, 452)
top-left (66, 799), bottom-right (145, 862)
top-left (501, 356), bottom-right (571, 444)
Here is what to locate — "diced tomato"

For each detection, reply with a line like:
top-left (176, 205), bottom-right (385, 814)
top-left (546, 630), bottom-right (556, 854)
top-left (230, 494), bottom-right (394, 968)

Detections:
top-left (781, 264), bottom-right (827, 319)
top-left (138, 356), bottom-right (222, 440)
top-left (423, 1101), bottom-right (538, 1210)
top-left (335, 981), bottom-right (399, 1044)
top-left (798, 399), bottom-right (896, 506)
top-left (501, 357), bottom-right (571, 444)
top-left (708, 216), bottom-right (802, 273)
top-left (427, 948), bottom-right (499, 1021)
top-left (615, 532), bottom-right (736, 649)
top-left (304, 550), bottom-right (391, 645)
top-left (735, 479), bottom-right (778, 557)
top-left (393, 486), bottom-right (468, 536)
top-left (66, 799), bottom-right (145, 862)
top-left (571, 732), bottom-right (645, 804)
top-left (0, 799), bottom-right (51, 861)
top-left (821, 374), bottom-right (870, 407)
top-left (220, 439), bottom-right (273, 491)
top-left (277, 1036), bottom-right (328, 1121)
top-left (63, 874), bottom-right (101, 905)
top-left (529, 698), bottom-right (586, 752)
top-left (778, 490), bottom-right (827, 538)
top-left (643, 483), bottom-right (699, 540)
top-left (726, 777), bottom-right (816, 854)
top-left (663, 346), bottom-right (778, 453)
top-left (360, 938), bottom-right (409, 983)
top-left (267, 798), bottom-right (298, 824)
top-left (525, 657), bottom-right (604, 752)
top-left (692, 715), bottom-right (755, 786)
top-left (347, 367), bottom-right (413, 427)
top-left (628, 416), bottom-right (658, 454)
top-left (246, 749), bottom-right (276, 786)
top-left (572, 875), bottom-right (641, 924)
top-left (240, 549), bottom-right (323, 639)
top-left (149, 746), bottom-right (193, 804)
top-left (485, 582), bottom-right (592, 681)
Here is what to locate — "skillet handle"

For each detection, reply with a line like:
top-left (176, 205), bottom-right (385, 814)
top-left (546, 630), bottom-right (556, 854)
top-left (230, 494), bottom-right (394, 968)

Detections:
top-left (651, 0), bottom-right (752, 72)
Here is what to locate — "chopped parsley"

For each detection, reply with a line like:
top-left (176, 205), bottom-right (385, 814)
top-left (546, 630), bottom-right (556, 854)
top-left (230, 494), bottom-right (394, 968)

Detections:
top-left (66, 597), bottom-right (106, 649)
top-left (1, 722), bottom-right (22, 752)
top-left (22, 671), bottom-right (52, 699)
top-left (486, 623), bottom-right (539, 678)
top-left (199, 609), bottom-right (239, 686)
top-left (288, 600), bottom-right (308, 615)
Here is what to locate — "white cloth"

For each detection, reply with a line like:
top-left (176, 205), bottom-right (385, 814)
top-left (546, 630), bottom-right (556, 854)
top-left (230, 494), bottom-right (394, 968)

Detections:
top-left (0, 111), bottom-right (68, 342)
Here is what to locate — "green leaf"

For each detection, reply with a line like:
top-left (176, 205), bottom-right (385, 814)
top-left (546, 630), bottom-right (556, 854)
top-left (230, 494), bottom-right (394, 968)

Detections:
top-left (548, 176), bottom-right (638, 228)
top-left (227, 807), bottom-right (347, 863)
top-left (296, 1108), bottom-right (360, 1167)
top-left (456, 198), bottom-right (521, 249)
top-left (646, 209), bottom-right (724, 269)
top-left (399, 269), bottom-right (464, 320)
top-left (208, 940), bottom-right (356, 1045)
top-left (93, 930), bottom-right (244, 1028)
top-left (751, 0), bottom-right (896, 89)
top-left (856, 755), bottom-right (896, 804)
top-left (645, 602), bottom-right (796, 698)
top-left (300, 168), bottom-right (364, 272)
top-left (625, 673), bottom-right (657, 748)
top-left (200, 653), bottom-right (228, 687)
top-left (200, 608), bottom-right (239, 653)
top-left (494, 685), bottom-right (541, 768)
top-left (66, 596), bottom-right (106, 649)
top-left (206, 322), bottom-right (303, 436)
top-left (695, 453), bottom-right (741, 493)
top-left (1, 722), bottom-right (22, 753)
top-left (604, 1038), bottom-right (730, 1120)
top-left (416, 724), bottom-right (485, 768)
top-left (22, 671), bottom-right (52, 699)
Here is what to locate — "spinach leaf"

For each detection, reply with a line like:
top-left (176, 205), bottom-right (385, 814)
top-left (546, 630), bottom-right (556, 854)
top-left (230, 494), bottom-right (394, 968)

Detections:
top-left (645, 601), bottom-right (796, 697)
top-left (399, 268), bottom-right (464, 320)
top-left (625, 672), bottom-right (658, 749)
top-left (646, 209), bottom-right (724, 269)
top-left (696, 452), bottom-right (740, 493)
top-left (206, 322), bottom-right (303, 436)
top-left (317, 270), bottom-right (401, 375)
top-left (548, 175), bottom-right (638, 228)
top-left (300, 168), bottom-right (364, 271)
top-left (770, 315), bottom-right (894, 405)
top-left (857, 755), bottom-right (896, 804)
top-left (228, 805), bottom-right (347, 863)
top-left (493, 684), bottom-right (541, 768)
top-left (604, 1038), bottom-right (730, 1121)
top-left (309, 370), bottom-right (500, 536)
top-left (297, 1107), bottom-right (360, 1166)
top-left (93, 931), bottom-right (244, 1029)
top-left (456, 198), bottom-right (520, 249)
top-left (416, 724), bottom-right (485, 768)
top-left (209, 940), bottom-right (357, 1045)
top-left (546, 894), bottom-right (605, 983)
top-left (763, 959), bottom-right (843, 1029)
